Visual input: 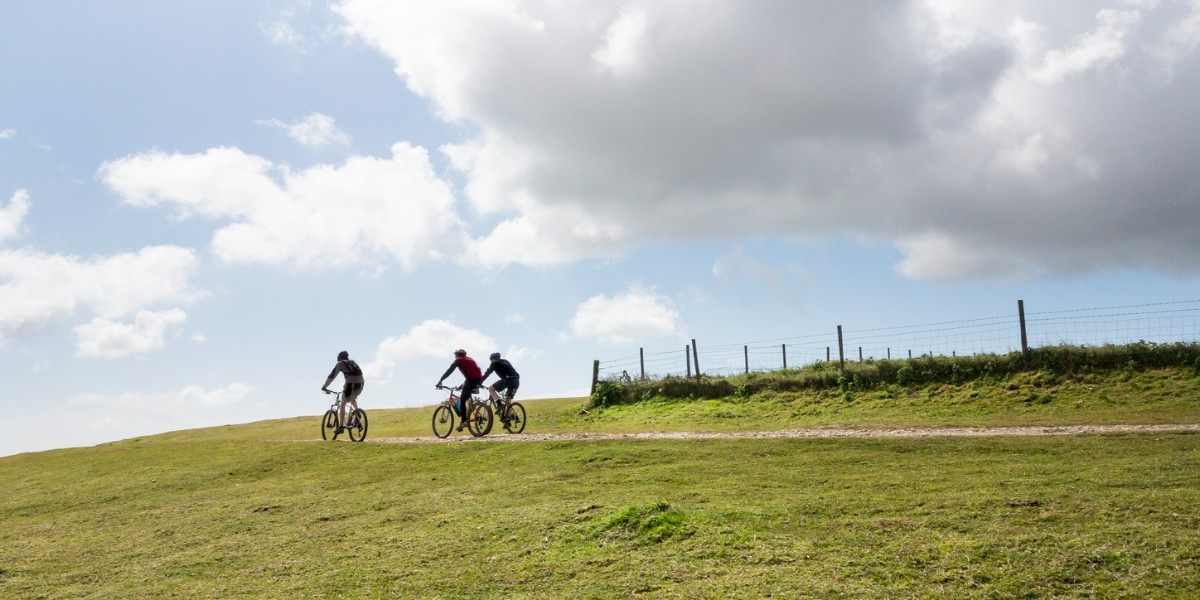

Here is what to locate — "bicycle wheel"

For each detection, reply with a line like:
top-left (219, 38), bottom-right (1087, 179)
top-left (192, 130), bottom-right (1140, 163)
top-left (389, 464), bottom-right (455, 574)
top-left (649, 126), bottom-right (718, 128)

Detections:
top-left (480, 400), bottom-right (498, 436)
top-left (466, 402), bottom-right (492, 438)
top-left (348, 409), bottom-right (368, 442)
top-left (432, 405), bottom-right (454, 439)
top-left (504, 402), bottom-right (526, 434)
top-left (321, 410), bottom-right (339, 441)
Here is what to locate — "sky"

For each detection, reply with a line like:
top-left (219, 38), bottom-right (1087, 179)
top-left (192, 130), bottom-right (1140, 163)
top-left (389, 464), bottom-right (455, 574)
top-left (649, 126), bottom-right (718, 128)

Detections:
top-left (3, 0), bottom-right (1200, 457)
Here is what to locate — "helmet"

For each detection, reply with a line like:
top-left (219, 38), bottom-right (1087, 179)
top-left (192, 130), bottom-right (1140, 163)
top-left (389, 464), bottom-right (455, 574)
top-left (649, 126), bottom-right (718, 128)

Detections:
top-left (489, 352), bottom-right (501, 361)
top-left (337, 350), bottom-right (349, 361)
top-left (454, 349), bottom-right (466, 357)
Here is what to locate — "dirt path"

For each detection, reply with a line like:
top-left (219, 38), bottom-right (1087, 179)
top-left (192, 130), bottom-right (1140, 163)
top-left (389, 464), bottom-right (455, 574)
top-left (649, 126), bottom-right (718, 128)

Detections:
top-left (367, 423), bottom-right (1200, 444)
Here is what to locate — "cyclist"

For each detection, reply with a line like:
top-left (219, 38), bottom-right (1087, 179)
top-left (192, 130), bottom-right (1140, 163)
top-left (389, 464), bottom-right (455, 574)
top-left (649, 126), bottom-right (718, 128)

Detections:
top-left (436, 348), bottom-right (483, 431)
top-left (482, 351), bottom-right (520, 400)
top-left (482, 352), bottom-right (521, 429)
top-left (322, 350), bottom-right (364, 433)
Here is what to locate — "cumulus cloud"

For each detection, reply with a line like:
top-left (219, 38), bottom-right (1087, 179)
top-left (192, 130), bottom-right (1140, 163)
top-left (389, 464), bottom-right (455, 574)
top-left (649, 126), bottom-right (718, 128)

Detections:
top-left (74, 309), bottom-right (188, 358)
top-left (334, 0), bottom-right (1200, 280)
top-left (366, 319), bottom-right (495, 382)
top-left (180, 383), bottom-right (253, 407)
top-left (70, 383), bottom-right (253, 410)
top-left (0, 129), bottom-right (15, 140)
top-left (0, 191), bottom-right (201, 350)
top-left (0, 243), bottom-right (200, 344)
top-left (569, 286), bottom-right (684, 345)
top-left (0, 190), bottom-right (30, 243)
top-left (260, 112), bottom-right (351, 148)
top-left (99, 143), bottom-right (463, 271)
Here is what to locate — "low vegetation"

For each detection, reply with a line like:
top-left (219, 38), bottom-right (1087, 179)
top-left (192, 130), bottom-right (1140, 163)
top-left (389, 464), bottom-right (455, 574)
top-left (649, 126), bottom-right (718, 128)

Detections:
top-left (1, 343), bottom-right (1198, 598)
top-left (591, 341), bottom-right (1200, 408)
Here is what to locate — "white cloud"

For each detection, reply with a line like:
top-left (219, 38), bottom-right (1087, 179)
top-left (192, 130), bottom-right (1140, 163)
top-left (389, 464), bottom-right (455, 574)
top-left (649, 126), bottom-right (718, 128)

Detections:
top-left (1033, 8), bottom-right (1140, 84)
top-left (366, 320), bottom-right (495, 382)
top-left (592, 8), bottom-right (649, 77)
top-left (74, 309), bottom-right (188, 358)
top-left (261, 21), bottom-right (307, 50)
top-left (261, 112), bottom-right (351, 148)
top-left (0, 190), bottom-right (30, 243)
top-left (0, 243), bottom-right (201, 344)
top-left (180, 383), bottom-right (253, 407)
top-left (0, 129), bottom-right (15, 140)
top-left (569, 286), bottom-right (684, 345)
top-left (334, 0), bottom-right (1200, 280)
top-left (99, 144), bottom-right (463, 271)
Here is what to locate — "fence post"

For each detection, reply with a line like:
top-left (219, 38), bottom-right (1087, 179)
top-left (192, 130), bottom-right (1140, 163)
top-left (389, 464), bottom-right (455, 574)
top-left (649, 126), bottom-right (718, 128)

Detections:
top-left (639, 348), bottom-right (645, 380)
top-left (887, 348), bottom-right (891, 360)
top-left (744, 345), bottom-right (749, 374)
top-left (685, 346), bottom-right (691, 378)
top-left (859, 346), bottom-right (863, 361)
top-left (590, 360), bottom-right (599, 396)
top-left (837, 326), bottom-right (845, 373)
top-left (692, 338), bottom-right (701, 382)
top-left (782, 344), bottom-right (787, 370)
top-left (1018, 299), bottom-right (1029, 358)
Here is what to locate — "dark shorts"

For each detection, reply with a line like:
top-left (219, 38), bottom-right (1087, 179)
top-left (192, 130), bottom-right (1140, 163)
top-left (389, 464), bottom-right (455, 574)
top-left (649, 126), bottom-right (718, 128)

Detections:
top-left (493, 376), bottom-right (520, 397)
top-left (343, 382), bottom-right (364, 403)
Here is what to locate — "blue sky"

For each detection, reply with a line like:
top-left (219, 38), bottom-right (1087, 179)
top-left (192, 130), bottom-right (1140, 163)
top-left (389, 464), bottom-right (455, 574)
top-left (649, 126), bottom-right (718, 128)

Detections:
top-left (3, 1), bottom-right (1200, 456)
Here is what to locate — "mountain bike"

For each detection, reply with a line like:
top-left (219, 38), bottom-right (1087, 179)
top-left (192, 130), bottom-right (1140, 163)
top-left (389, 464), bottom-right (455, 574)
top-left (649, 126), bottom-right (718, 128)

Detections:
top-left (321, 390), bottom-right (368, 442)
top-left (484, 387), bottom-right (526, 435)
top-left (433, 384), bottom-right (492, 438)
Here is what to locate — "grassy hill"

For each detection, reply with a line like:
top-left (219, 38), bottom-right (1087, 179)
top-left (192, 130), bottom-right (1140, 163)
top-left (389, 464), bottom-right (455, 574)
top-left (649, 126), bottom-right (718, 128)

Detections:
top-left (2, 363), bottom-right (1199, 598)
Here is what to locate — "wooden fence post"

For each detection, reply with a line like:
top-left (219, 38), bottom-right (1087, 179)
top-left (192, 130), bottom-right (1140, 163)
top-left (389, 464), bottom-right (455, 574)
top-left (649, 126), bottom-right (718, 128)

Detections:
top-left (782, 344), bottom-right (787, 370)
top-left (1018, 299), bottom-right (1029, 358)
top-left (685, 346), bottom-right (691, 378)
top-left (590, 360), bottom-right (599, 395)
top-left (639, 348), bottom-right (645, 380)
top-left (744, 345), bottom-right (749, 374)
top-left (837, 326), bottom-right (845, 373)
top-left (691, 338), bottom-right (701, 382)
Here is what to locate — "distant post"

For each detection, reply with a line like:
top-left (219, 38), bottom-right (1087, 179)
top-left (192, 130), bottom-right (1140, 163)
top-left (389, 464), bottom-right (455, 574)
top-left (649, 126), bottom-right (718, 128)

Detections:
top-left (782, 344), bottom-right (788, 370)
top-left (744, 345), bottom-right (749, 374)
top-left (639, 348), bottom-right (645, 380)
top-left (590, 360), bottom-right (599, 395)
top-left (685, 346), bottom-right (691, 378)
top-left (837, 326), bottom-right (845, 373)
top-left (691, 338), bottom-right (701, 382)
top-left (1018, 299), bottom-right (1029, 357)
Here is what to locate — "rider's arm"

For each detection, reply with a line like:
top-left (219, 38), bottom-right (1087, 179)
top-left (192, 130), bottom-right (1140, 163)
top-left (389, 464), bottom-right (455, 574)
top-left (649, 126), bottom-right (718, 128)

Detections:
top-left (323, 363), bottom-right (341, 390)
top-left (436, 362), bottom-right (458, 385)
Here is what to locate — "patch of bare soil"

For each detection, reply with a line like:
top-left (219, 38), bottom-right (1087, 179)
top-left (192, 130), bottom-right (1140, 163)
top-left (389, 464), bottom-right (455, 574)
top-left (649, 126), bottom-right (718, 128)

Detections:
top-left (369, 424), bottom-right (1200, 444)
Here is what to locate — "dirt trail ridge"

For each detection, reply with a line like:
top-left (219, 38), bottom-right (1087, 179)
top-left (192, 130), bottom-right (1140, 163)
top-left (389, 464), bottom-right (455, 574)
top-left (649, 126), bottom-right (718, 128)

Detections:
top-left (367, 423), bottom-right (1200, 444)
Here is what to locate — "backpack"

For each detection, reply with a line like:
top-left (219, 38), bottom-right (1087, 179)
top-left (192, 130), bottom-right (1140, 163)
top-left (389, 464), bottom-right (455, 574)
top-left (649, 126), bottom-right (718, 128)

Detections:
top-left (344, 359), bottom-right (363, 377)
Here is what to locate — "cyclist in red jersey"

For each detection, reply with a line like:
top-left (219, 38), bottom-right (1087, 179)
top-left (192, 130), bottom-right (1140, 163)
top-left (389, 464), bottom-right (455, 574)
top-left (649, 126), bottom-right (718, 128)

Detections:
top-left (436, 349), bottom-right (483, 431)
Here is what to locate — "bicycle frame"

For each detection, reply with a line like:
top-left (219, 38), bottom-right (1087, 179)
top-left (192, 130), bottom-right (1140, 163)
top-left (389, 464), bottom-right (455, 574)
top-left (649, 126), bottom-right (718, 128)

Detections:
top-left (326, 391), bottom-right (346, 422)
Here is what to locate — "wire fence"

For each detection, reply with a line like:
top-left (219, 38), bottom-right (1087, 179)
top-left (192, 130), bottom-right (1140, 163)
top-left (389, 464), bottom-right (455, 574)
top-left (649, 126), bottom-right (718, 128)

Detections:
top-left (595, 299), bottom-right (1200, 383)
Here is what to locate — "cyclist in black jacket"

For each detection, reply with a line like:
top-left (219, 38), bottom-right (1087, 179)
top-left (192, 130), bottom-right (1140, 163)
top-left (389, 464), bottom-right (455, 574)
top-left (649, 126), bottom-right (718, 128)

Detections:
top-left (322, 350), bottom-right (364, 433)
top-left (482, 352), bottom-right (520, 402)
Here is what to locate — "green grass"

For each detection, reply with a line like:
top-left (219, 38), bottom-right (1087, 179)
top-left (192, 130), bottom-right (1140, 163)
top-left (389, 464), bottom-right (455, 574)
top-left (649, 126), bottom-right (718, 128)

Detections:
top-left (2, 366), bottom-right (1199, 598)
